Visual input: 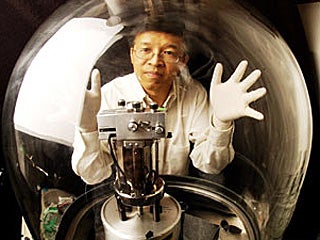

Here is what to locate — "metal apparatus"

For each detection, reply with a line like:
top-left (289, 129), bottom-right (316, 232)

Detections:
top-left (97, 100), bottom-right (181, 240)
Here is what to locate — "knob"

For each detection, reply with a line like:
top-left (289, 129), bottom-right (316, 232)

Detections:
top-left (132, 101), bottom-right (142, 112)
top-left (118, 99), bottom-right (126, 107)
top-left (154, 125), bottom-right (164, 134)
top-left (128, 120), bottom-right (138, 132)
top-left (150, 102), bottom-right (158, 111)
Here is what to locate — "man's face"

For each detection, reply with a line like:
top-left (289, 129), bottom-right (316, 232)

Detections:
top-left (130, 31), bottom-right (188, 94)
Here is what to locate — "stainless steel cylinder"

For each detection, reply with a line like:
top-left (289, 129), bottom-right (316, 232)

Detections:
top-left (101, 193), bottom-right (181, 240)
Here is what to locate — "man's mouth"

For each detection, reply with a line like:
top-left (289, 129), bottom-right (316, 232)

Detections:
top-left (145, 71), bottom-right (162, 78)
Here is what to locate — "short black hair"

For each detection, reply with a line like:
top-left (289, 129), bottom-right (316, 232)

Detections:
top-left (141, 15), bottom-right (185, 37)
top-left (121, 15), bottom-right (186, 46)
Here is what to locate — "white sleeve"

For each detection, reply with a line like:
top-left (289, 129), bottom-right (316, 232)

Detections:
top-left (188, 83), bottom-right (235, 174)
top-left (71, 127), bottom-right (113, 184)
top-left (190, 123), bottom-right (235, 174)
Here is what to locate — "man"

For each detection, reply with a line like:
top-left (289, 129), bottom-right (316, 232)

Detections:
top-left (71, 17), bottom-right (267, 185)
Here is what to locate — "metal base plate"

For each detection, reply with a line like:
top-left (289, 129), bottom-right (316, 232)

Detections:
top-left (101, 193), bottom-right (181, 240)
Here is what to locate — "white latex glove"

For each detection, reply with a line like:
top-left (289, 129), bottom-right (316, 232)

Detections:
top-left (210, 60), bottom-right (267, 128)
top-left (79, 68), bottom-right (102, 132)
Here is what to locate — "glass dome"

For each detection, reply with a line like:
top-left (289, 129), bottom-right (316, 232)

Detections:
top-left (2, 0), bottom-right (312, 239)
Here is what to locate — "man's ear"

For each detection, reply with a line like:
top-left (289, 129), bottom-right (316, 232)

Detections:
top-left (180, 54), bottom-right (189, 65)
top-left (130, 47), bottom-right (134, 64)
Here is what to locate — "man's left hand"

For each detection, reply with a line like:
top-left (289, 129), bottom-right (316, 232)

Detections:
top-left (210, 60), bottom-right (267, 126)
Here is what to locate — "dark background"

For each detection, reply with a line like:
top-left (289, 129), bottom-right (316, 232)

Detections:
top-left (0, 0), bottom-right (319, 239)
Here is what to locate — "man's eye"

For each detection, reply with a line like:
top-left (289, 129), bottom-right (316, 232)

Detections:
top-left (139, 48), bottom-right (151, 53)
top-left (163, 50), bottom-right (177, 56)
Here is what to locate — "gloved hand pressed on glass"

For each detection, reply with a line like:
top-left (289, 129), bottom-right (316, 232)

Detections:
top-left (78, 68), bottom-right (102, 132)
top-left (210, 60), bottom-right (267, 128)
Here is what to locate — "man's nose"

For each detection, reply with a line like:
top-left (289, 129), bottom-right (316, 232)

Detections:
top-left (148, 52), bottom-right (164, 66)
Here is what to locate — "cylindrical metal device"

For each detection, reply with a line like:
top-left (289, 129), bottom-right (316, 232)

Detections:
top-left (101, 194), bottom-right (181, 240)
top-left (97, 102), bottom-right (178, 237)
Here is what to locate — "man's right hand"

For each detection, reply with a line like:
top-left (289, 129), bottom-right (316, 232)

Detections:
top-left (79, 68), bottom-right (102, 132)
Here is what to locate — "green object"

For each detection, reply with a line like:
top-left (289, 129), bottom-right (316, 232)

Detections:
top-left (157, 107), bottom-right (167, 112)
top-left (41, 204), bottom-right (60, 240)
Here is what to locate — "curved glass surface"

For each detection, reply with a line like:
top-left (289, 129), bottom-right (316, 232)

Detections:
top-left (1, 0), bottom-right (312, 240)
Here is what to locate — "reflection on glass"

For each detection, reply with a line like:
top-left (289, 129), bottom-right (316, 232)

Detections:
top-left (2, 0), bottom-right (312, 239)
